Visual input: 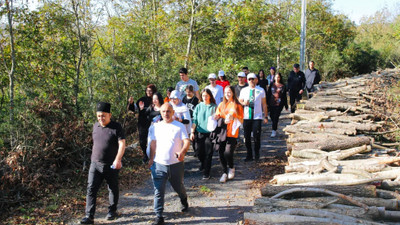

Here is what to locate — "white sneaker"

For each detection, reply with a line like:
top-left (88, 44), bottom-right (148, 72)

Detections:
top-left (219, 173), bottom-right (228, 183)
top-left (228, 168), bottom-right (235, 180)
top-left (271, 130), bottom-right (276, 137)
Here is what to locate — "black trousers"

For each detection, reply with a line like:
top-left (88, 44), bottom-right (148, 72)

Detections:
top-left (289, 91), bottom-right (302, 113)
top-left (139, 127), bottom-right (149, 161)
top-left (195, 132), bottom-right (214, 177)
top-left (243, 119), bottom-right (262, 160)
top-left (218, 137), bottom-right (237, 174)
top-left (85, 161), bottom-right (119, 217)
top-left (269, 105), bottom-right (283, 131)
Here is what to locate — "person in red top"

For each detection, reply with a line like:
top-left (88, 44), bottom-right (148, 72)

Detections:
top-left (216, 70), bottom-right (230, 91)
top-left (164, 87), bottom-right (174, 103)
top-left (215, 85), bottom-right (244, 183)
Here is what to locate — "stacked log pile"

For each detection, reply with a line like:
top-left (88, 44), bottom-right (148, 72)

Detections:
top-left (245, 69), bottom-right (400, 224)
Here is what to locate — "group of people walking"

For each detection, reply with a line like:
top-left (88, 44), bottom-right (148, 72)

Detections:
top-left (80, 62), bottom-right (321, 225)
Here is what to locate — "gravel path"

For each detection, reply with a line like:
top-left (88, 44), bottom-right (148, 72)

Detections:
top-left (70, 112), bottom-right (290, 225)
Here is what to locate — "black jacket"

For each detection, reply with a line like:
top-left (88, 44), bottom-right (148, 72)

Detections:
top-left (287, 70), bottom-right (306, 94)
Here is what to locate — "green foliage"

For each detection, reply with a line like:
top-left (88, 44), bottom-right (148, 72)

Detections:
top-left (342, 42), bottom-right (380, 75)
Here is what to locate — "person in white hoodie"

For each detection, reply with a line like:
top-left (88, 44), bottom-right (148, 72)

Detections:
top-left (169, 90), bottom-right (192, 135)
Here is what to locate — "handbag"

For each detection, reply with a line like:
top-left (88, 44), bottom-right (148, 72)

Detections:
top-left (207, 115), bottom-right (217, 132)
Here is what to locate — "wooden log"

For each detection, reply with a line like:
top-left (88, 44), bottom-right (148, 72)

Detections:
top-left (376, 189), bottom-right (400, 200)
top-left (296, 196), bottom-right (400, 211)
top-left (291, 136), bottom-right (371, 152)
top-left (253, 198), bottom-right (382, 220)
top-left (261, 185), bottom-right (377, 198)
top-left (270, 173), bottom-right (365, 186)
top-left (290, 145), bottom-right (370, 160)
top-left (285, 162), bottom-right (386, 173)
top-left (244, 212), bottom-right (382, 225)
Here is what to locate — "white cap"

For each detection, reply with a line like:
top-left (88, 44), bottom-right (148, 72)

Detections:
top-left (237, 72), bottom-right (246, 77)
top-left (218, 70), bottom-right (225, 76)
top-left (169, 90), bottom-right (181, 100)
top-left (208, 73), bottom-right (217, 79)
top-left (247, 73), bottom-right (257, 79)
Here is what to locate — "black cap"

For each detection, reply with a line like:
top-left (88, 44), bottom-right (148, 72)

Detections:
top-left (97, 102), bottom-right (111, 113)
top-left (293, 63), bottom-right (300, 68)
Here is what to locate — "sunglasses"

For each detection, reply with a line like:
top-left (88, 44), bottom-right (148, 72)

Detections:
top-left (248, 78), bottom-right (255, 81)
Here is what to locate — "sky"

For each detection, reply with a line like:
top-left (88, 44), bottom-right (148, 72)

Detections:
top-left (331, 0), bottom-right (400, 24)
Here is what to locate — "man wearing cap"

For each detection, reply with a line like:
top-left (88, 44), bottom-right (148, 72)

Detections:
top-left (81, 102), bottom-right (126, 224)
top-left (148, 103), bottom-right (190, 225)
top-left (239, 73), bottom-right (268, 161)
top-left (234, 72), bottom-right (248, 101)
top-left (287, 63), bottom-right (306, 113)
top-left (266, 67), bottom-right (277, 87)
top-left (216, 70), bottom-right (230, 91)
top-left (205, 73), bottom-right (224, 105)
top-left (175, 67), bottom-right (201, 100)
top-left (305, 61), bottom-right (321, 99)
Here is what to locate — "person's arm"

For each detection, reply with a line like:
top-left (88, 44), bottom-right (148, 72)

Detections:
top-left (147, 140), bottom-right (156, 168)
top-left (112, 139), bottom-right (126, 169)
top-left (315, 70), bottom-right (321, 84)
top-left (262, 97), bottom-right (268, 124)
top-left (190, 124), bottom-right (196, 141)
top-left (176, 138), bottom-right (190, 161)
top-left (282, 85), bottom-right (289, 110)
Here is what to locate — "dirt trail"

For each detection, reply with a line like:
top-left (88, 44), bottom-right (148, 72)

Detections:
top-left (70, 112), bottom-right (290, 225)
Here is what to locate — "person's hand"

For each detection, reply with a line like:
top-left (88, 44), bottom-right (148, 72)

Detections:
top-left (147, 158), bottom-right (153, 169)
top-left (263, 118), bottom-right (268, 124)
top-left (139, 101), bottom-right (144, 110)
top-left (175, 152), bottom-right (185, 162)
top-left (214, 114), bottom-right (221, 120)
top-left (245, 100), bottom-right (250, 106)
top-left (112, 159), bottom-right (122, 169)
top-left (299, 89), bottom-right (304, 94)
top-left (190, 133), bottom-right (195, 141)
top-left (128, 96), bottom-right (134, 104)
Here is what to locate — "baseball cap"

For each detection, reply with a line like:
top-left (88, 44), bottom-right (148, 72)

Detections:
top-left (237, 72), bottom-right (246, 77)
top-left (169, 90), bottom-right (181, 100)
top-left (218, 70), bottom-right (225, 76)
top-left (208, 73), bottom-right (217, 79)
top-left (247, 73), bottom-right (257, 79)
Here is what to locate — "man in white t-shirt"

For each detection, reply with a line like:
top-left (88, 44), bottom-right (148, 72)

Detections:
top-left (239, 73), bottom-right (268, 162)
top-left (175, 67), bottom-right (200, 100)
top-left (148, 103), bottom-right (190, 225)
top-left (205, 73), bottom-right (224, 105)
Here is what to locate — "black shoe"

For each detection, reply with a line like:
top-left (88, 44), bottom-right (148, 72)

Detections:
top-left (80, 216), bottom-right (94, 224)
top-left (153, 216), bottom-right (165, 225)
top-left (244, 157), bottom-right (253, 162)
top-left (181, 198), bottom-right (189, 212)
top-left (106, 211), bottom-right (118, 220)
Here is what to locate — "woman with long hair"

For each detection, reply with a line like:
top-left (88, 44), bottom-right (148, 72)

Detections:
top-left (257, 69), bottom-right (268, 92)
top-left (267, 73), bottom-right (288, 137)
top-left (215, 86), bottom-right (244, 183)
top-left (190, 89), bottom-right (217, 180)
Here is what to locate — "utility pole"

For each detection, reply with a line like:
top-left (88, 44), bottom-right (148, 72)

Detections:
top-left (300, 0), bottom-right (307, 72)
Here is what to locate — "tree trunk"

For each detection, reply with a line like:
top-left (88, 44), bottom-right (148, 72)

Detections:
top-left (6, 0), bottom-right (16, 148)
top-left (72, 0), bottom-right (83, 114)
top-left (184, 0), bottom-right (196, 68)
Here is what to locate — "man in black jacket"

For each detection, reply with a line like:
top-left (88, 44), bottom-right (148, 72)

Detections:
top-left (305, 61), bottom-right (321, 99)
top-left (287, 64), bottom-right (306, 113)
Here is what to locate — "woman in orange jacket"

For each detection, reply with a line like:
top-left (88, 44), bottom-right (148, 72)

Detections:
top-left (215, 85), bottom-right (244, 183)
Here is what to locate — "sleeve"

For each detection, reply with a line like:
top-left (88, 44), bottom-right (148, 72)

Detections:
top-left (239, 88), bottom-right (245, 101)
top-left (192, 104), bottom-right (199, 125)
top-left (236, 104), bottom-right (244, 122)
top-left (314, 70), bottom-right (321, 84)
top-left (301, 73), bottom-right (306, 90)
top-left (216, 104), bottom-right (223, 117)
top-left (148, 124), bottom-right (155, 141)
top-left (180, 123), bottom-right (189, 140)
top-left (117, 123), bottom-right (126, 140)
top-left (193, 80), bottom-right (199, 91)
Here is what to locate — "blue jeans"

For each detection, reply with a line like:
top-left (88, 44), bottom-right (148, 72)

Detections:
top-left (151, 161), bottom-right (187, 218)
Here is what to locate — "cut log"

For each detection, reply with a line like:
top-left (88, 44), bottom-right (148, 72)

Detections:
top-left (253, 198), bottom-right (382, 220)
top-left (285, 162), bottom-right (386, 173)
top-left (281, 196), bottom-right (400, 211)
top-left (244, 212), bottom-right (382, 225)
top-left (261, 185), bottom-right (377, 198)
top-left (291, 136), bottom-right (371, 152)
top-left (270, 173), bottom-right (365, 186)
top-left (290, 145), bottom-right (370, 160)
